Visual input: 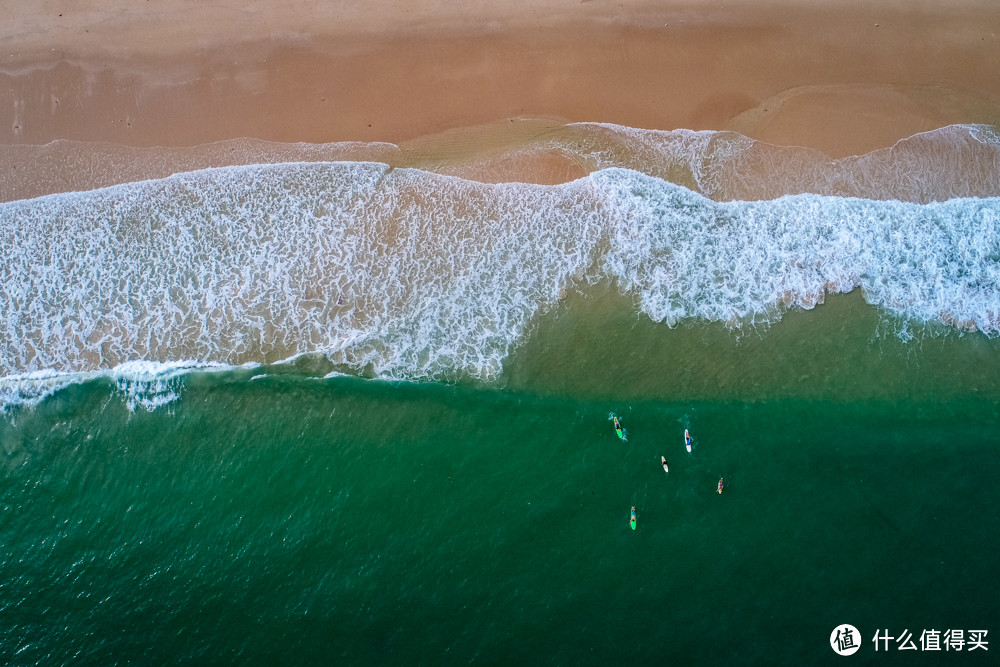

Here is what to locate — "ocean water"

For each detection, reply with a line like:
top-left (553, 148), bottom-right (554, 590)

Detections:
top-left (1, 124), bottom-right (999, 663)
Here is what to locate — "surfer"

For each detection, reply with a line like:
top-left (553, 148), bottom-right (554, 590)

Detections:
top-left (661, 456), bottom-right (669, 473)
top-left (717, 477), bottom-right (724, 494)
top-left (685, 429), bottom-right (692, 452)
top-left (614, 416), bottom-right (623, 439)
top-left (630, 506), bottom-right (637, 530)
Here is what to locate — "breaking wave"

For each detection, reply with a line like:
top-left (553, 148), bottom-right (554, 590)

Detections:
top-left (2, 125), bottom-right (999, 409)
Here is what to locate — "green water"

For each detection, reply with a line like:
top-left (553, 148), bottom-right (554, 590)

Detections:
top-left (1, 294), bottom-right (998, 664)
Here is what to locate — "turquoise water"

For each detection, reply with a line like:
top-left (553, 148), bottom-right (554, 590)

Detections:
top-left (2, 292), bottom-right (998, 664)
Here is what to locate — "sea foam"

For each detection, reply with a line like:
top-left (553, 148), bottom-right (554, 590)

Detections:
top-left (5, 124), bottom-right (998, 205)
top-left (567, 123), bottom-right (1000, 203)
top-left (594, 169), bottom-right (1000, 330)
top-left (1, 160), bottom-right (998, 409)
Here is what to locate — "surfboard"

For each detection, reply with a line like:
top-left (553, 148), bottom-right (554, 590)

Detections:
top-left (684, 428), bottom-right (692, 453)
top-left (718, 477), bottom-right (724, 494)
top-left (630, 506), bottom-right (637, 530)
top-left (614, 417), bottom-right (624, 439)
top-left (661, 456), bottom-right (669, 473)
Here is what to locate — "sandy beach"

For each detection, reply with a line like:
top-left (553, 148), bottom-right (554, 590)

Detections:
top-left (1, 0), bottom-right (999, 199)
top-left (4, 6), bottom-right (1000, 663)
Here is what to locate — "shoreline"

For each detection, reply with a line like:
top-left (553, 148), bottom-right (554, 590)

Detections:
top-left (4, 121), bottom-right (999, 204)
top-left (2, 1), bottom-right (999, 169)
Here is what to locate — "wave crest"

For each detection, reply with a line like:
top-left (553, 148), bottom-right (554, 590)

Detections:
top-left (2, 159), bottom-right (999, 398)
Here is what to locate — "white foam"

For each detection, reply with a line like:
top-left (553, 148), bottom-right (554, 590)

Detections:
top-left (0, 162), bottom-right (606, 391)
top-left (0, 360), bottom-right (235, 413)
top-left (1, 154), bottom-right (998, 411)
top-left (593, 168), bottom-right (1000, 333)
top-left (566, 122), bottom-right (1000, 203)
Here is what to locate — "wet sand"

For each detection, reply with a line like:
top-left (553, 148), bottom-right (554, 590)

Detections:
top-left (2, 0), bottom-right (999, 198)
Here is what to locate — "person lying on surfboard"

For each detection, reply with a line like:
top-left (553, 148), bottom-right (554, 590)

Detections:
top-left (717, 477), bottom-right (724, 494)
top-left (684, 429), bottom-right (692, 452)
top-left (614, 416), bottom-right (623, 438)
top-left (661, 456), bottom-right (669, 473)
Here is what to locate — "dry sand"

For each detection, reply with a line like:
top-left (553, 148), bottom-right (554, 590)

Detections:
top-left (1, 0), bottom-right (999, 197)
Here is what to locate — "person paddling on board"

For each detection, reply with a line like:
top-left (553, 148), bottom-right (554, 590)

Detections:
top-left (630, 506), bottom-right (637, 530)
top-left (614, 416), bottom-right (623, 439)
top-left (717, 477), bottom-right (724, 494)
top-left (661, 456), bottom-right (669, 473)
top-left (685, 429), bottom-right (692, 453)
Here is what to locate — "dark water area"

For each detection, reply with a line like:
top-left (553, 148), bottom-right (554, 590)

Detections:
top-left (1, 295), bottom-right (997, 664)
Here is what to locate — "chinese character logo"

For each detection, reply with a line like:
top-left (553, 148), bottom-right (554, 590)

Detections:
top-left (831, 624), bottom-right (861, 656)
